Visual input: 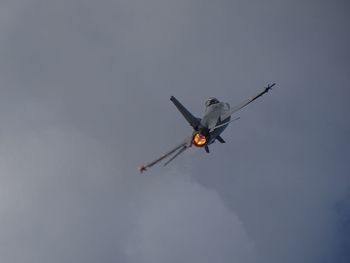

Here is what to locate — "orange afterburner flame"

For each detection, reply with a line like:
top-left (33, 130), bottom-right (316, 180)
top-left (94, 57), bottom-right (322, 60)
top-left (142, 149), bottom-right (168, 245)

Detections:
top-left (192, 133), bottom-right (207, 147)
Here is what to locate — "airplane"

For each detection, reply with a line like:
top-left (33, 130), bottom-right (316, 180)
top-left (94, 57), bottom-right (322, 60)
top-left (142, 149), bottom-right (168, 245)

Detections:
top-left (138, 83), bottom-right (276, 173)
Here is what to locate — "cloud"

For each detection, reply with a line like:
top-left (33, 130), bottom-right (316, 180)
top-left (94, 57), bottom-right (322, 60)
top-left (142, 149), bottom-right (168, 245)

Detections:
top-left (0, 0), bottom-right (349, 262)
top-left (125, 175), bottom-right (256, 263)
top-left (0, 122), bottom-right (255, 263)
top-left (0, 125), bottom-right (126, 263)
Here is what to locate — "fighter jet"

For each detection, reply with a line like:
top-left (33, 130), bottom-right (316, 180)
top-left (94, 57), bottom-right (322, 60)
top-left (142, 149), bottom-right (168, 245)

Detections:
top-left (138, 83), bottom-right (276, 173)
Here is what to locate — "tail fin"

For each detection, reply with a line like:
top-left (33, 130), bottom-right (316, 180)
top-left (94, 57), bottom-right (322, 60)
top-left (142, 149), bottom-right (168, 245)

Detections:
top-left (170, 96), bottom-right (201, 130)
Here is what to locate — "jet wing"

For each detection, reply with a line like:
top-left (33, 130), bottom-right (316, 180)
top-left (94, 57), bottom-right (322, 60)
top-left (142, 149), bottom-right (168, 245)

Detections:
top-left (138, 136), bottom-right (192, 173)
top-left (220, 83), bottom-right (275, 121)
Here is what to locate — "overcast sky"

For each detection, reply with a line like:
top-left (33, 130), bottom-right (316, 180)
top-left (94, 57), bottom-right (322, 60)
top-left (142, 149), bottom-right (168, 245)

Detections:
top-left (0, 0), bottom-right (349, 262)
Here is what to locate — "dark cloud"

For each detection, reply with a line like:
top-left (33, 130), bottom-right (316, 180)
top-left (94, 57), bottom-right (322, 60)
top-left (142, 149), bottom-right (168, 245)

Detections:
top-left (124, 175), bottom-right (256, 263)
top-left (0, 0), bottom-right (349, 262)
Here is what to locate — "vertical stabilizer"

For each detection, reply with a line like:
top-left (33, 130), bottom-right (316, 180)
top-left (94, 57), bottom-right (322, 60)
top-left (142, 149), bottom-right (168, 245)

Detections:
top-left (170, 96), bottom-right (201, 130)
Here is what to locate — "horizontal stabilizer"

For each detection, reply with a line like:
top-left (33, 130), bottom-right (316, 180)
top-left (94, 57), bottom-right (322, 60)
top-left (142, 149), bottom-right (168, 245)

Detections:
top-left (216, 135), bottom-right (226, 143)
top-left (216, 136), bottom-right (226, 143)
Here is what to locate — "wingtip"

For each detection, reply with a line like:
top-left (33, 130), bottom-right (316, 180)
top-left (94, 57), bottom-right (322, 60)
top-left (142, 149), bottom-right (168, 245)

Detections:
top-left (138, 165), bottom-right (147, 173)
top-left (265, 83), bottom-right (276, 92)
top-left (268, 83), bottom-right (276, 89)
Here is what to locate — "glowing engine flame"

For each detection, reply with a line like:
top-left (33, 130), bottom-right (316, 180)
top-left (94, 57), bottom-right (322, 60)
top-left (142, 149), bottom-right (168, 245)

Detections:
top-left (193, 133), bottom-right (207, 147)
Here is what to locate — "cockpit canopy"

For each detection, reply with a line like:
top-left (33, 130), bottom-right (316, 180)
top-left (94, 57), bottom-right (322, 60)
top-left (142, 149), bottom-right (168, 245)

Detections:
top-left (205, 97), bottom-right (220, 107)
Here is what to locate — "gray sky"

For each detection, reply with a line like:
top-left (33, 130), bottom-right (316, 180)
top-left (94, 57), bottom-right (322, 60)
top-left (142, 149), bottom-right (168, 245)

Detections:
top-left (0, 0), bottom-right (349, 262)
